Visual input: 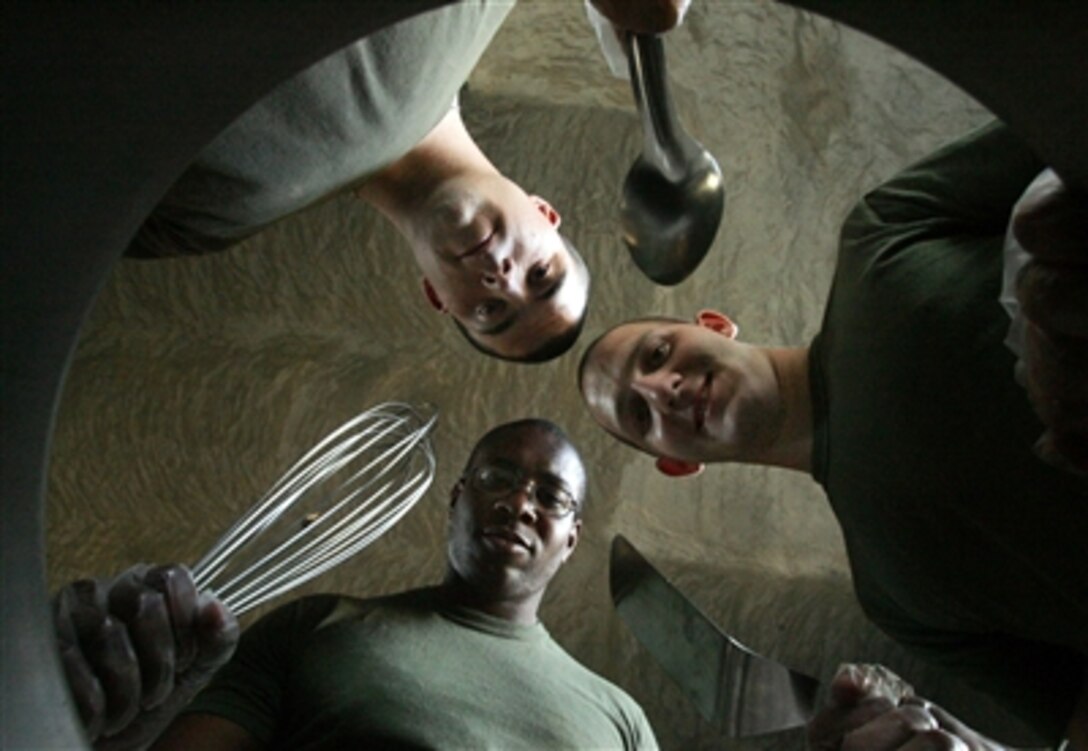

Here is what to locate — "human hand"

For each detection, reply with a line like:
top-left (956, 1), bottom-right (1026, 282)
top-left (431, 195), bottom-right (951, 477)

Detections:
top-left (808, 663), bottom-right (912, 750)
top-left (589, 0), bottom-right (691, 35)
top-left (54, 563), bottom-right (239, 750)
top-left (807, 664), bottom-right (1008, 751)
top-left (1010, 169), bottom-right (1088, 474)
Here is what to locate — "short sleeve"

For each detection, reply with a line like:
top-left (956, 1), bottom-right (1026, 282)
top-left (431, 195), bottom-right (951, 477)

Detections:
top-left (182, 595), bottom-right (340, 743)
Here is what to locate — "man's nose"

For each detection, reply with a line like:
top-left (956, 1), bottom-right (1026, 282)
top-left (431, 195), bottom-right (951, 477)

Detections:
top-left (633, 371), bottom-right (685, 410)
top-left (496, 486), bottom-right (538, 521)
top-left (481, 256), bottom-right (514, 290)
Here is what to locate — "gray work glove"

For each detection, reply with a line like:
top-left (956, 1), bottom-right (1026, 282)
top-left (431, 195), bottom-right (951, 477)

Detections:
top-left (54, 563), bottom-right (239, 750)
top-left (807, 664), bottom-right (1009, 751)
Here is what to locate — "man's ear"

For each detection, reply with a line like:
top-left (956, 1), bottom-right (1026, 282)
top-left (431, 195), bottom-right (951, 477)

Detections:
top-left (695, 309), bottom-right (738, 339)
top-left (655, 456), bottom-right (705, 478)
top-left (448, 478), bottom-right (465, 513)
top-left (530, 195), bottom-right (561, 229)
top-left (422, 278), bottom-right (448, 314)
top-left (561, 519), bottom-right (582, 563)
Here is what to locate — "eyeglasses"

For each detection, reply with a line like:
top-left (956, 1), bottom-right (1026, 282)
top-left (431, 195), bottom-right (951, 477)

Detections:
top-left (467, 463), bottom-right (579, 518)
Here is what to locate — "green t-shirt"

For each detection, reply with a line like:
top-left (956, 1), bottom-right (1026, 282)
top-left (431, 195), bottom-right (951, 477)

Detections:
top-left (811, 121), bottom-right (1088, 744)
top-left (129, 1), bottom-right (512, 257)
top-left (187, 588), bottom-right (658, 750)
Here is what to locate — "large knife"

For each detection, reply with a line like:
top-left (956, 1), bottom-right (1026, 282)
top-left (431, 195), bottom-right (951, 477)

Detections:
top-left (610, 535), bottom-right (820, 738)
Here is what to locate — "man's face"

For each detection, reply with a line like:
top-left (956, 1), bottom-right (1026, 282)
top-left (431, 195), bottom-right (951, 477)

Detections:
top-left (408, 173), bottom-right (588, 359)
top-left (447, 426), bottom-right (585, 602)
top-left (580, 319), bottom-right (781, 463)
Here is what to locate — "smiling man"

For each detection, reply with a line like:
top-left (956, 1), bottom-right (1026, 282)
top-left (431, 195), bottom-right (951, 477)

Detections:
top-left (354, 108), bottom-right (590, 362)
top-left (124, 1), bottom-right (691, 362)
top-left (126, 2), bottom-right (591, 363)
top-left (151, 419), bottom-right (655, 750)
top-left (580, 309), bottom-right (811, 474)
top-left (66, 420), bottom-right (656, 750)
top-left (579, 123), bottom-right (1088, 747)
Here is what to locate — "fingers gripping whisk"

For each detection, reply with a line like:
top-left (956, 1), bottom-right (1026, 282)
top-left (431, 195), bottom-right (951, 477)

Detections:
top-left (192, 402), bottom-right (438, 615)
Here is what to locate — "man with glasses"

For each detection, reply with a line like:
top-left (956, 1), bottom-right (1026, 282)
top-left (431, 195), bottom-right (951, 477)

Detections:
top-left (65, 419), bottom-right (657, 749)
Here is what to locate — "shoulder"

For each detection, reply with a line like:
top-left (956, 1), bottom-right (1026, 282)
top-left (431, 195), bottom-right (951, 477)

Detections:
top-left (542, 636), bottom-right (650, 716)
top-left (310, 586), bottom-right (441, 631)
top-left (252, 593), bottom-right (342, 632)
top-left (571, 666), bottom-right (657, 748)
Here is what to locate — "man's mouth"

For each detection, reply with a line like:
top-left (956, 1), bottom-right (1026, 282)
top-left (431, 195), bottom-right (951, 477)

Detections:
top-left (482, 526), bottom-right (531, 553)
top-left (693, 373), bottom-right (711, 433)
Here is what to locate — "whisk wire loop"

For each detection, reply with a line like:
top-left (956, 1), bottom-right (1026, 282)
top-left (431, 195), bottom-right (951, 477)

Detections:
top-left (191, 402), bottom-right (437, 615)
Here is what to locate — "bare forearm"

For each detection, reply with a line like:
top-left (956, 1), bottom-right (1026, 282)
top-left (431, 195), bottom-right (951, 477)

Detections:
top-left (54, 565), bottom-right (239, 751)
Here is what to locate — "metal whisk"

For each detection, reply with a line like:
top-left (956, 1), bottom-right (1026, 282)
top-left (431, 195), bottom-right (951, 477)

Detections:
top-left (192, 402), bottom-right (437, 615)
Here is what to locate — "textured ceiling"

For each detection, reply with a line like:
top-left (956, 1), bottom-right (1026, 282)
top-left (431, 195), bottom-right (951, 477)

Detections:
top-left (47, 2), bottom-right (1019, 748)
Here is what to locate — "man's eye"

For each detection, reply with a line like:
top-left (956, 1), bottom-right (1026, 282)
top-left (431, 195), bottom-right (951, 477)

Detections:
top-left (647, 341), bottom-right (670, 369)
top-left (527, 263), bottom-right (550, 286)
top-left (478, 466), bottom-right (514, 489)
top-left (474, 300), bottom-right (505, 320)
top-left (536, 488), bottom-right (565, 509)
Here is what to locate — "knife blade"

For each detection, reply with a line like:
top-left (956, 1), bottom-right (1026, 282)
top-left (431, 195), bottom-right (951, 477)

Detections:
top-left (610, 534), bottom-right (820, 738)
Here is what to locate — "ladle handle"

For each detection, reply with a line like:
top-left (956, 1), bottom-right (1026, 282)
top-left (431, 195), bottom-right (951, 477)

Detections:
top-left (627, 33), bottom-right (697, 180)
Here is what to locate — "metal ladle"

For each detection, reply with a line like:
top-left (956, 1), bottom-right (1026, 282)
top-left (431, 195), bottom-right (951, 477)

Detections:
top-left (620, 33), bottom-right (725, 286)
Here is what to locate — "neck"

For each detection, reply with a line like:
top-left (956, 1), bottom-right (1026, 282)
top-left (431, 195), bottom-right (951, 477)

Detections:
top-left (354, 108), bottom-right (497, 235)
top-left (750, 346), bottom-right (814, 474)
top-left (439, 569), bottom-right (543, 626)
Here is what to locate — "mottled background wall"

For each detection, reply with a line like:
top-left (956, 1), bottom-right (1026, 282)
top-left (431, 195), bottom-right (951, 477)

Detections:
top-left (47, 1), bottom-right (1024, 748)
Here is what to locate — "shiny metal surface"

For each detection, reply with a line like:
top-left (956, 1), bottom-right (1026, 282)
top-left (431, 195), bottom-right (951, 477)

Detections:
top-left (620, 33), bottom-right (725, 286)
top-left (610, 535), bottom-right (820, 738)
top-left (3, 5), bottom-right (456, 746)
top-left (9, 2), bottom-right (1087, 747)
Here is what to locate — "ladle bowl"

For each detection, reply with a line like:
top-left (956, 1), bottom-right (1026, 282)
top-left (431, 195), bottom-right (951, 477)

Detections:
top-left (620, 33), bottom-right (725, 286)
